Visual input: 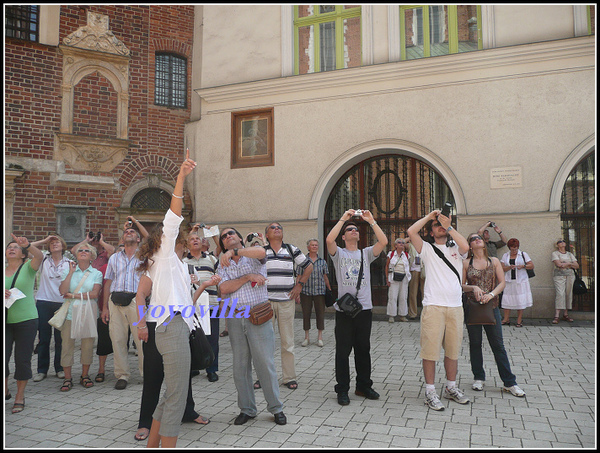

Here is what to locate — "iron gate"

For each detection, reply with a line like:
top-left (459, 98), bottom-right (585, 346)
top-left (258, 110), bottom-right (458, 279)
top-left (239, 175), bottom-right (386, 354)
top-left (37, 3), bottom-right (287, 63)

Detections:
top-left (560, 152), bottom-right (595, 312)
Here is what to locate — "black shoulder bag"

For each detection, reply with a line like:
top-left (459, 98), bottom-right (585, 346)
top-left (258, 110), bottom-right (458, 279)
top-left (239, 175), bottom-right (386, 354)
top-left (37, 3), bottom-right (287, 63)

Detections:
top-left (336, 249), bottom-right (364, 318)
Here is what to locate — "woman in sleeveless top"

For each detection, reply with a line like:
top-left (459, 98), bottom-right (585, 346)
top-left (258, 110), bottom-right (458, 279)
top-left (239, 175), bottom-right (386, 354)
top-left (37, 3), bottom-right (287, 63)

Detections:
top-left (461, 234), bottom-right (525, 397)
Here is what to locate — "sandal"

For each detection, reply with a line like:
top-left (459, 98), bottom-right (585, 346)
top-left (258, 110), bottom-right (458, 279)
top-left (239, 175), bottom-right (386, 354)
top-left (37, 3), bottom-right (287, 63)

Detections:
top-left (552, 317), bottom-right (560, 324)
top-left (220, 330), bottom-right (229, 337)
top-left (253, 380), bottom-right (261, 389)
top-left (284, 380), bottom-right (298, 390)
top-left (134, 428), bottom-right (149, 441)
top-left (501, 320), bottom-right (510, 326)
top-left (515, 322), bottom-right (523, 328)
top-left (80, 375), bottom-right (94, 388)
top-left (12, 401), bottom-right (25, 414)
top-left (193, 415), bottom-right (210, 425)
top-left (562, 314), bottom-right (574, 322)
top-left (60, 378), bottom-right (73, 392)
top-left (5, 392), bottom-right (12, 401)
top-left (95, 373), bottom-right (105, 383)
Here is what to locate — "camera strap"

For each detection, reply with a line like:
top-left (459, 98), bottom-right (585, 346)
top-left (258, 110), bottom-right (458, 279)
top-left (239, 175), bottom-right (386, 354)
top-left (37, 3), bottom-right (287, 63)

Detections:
top-left (431, 244), bottom-right (461, 284)
top-left (355, 249), bottom-right (364, 296)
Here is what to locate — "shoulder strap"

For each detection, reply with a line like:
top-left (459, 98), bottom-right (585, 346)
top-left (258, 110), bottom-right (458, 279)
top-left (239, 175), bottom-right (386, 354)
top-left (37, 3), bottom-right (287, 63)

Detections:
top-left (355, 249), bottom-right (364, 294)
top-left (431, 244), bottom-right (461, 284)
top-left (10, 263), bottom-right (25, 289)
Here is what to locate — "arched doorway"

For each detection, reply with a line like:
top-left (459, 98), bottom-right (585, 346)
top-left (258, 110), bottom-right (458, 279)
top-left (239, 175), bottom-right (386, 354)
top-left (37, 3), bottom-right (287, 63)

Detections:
top-left (324, 154), bottom-right (455, 306)
top-left (560, 152), bottom-right (595, 312)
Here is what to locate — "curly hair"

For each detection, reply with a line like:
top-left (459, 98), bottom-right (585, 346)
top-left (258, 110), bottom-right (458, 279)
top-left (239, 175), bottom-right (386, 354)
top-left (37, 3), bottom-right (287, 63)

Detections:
top-left (137, 224), bottom-right (188, 273)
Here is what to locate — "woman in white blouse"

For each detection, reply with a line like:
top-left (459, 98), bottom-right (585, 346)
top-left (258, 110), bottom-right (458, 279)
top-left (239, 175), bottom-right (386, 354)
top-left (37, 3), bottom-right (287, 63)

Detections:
top-left (385, 238), bottom-right (411, 322)
top-left (500, 238), bottom-right (534, 327)
top-left (134, 151), bottom-right (197, 448)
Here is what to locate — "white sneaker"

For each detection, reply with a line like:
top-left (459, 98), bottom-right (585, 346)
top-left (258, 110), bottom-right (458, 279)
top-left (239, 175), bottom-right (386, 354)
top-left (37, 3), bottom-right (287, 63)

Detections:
top-left (301, 339), bottom-right (309, 347)
top-left (443, 386), bottom-right (470, 404)
top-left (472, 380), bottom-right (484, 391)
top-left (424, 391), bottom-right (445, 411)
top-left (33, 373), bottom-right (47, 382)
top-left (502, 385), bottom-right (526, 397)
top-left (317, 339), bottom-right (324, 347)
top-left (56, 371), bottom-right (65, 379)
top-left (388, 317), bottom-right (395, 323)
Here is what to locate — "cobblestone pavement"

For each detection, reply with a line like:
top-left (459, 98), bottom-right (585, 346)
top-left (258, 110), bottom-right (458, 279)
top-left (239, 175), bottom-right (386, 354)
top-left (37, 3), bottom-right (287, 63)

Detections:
top-left (4, 313), bottom-right (596, 449)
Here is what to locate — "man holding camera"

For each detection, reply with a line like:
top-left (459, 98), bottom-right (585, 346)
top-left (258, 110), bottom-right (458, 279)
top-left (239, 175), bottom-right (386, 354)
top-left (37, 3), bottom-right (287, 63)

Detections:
top-left (326, 209), bottom-right (387, 406)
top-left (477, 221), bottom-right (507, 258)
top-left (102, 217), bottom-right (147, 390)
top-left (407, 209), bottom-right (469, 411)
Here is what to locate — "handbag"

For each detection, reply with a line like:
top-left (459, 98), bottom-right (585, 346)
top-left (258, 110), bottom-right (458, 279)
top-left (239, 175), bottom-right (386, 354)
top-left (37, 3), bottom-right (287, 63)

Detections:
top-left (71, 292), bottom-right (98, 340)
top-left (48, 271), bottom-right (90, 331)
top-left (248, 301), bottom-right (274, 325)
top-left (521, 252), bottom-right (535, 278)
top-left (393, 272), bottom-right (406, 282)
top-left (189, 324), bottom-right (215, 371)
top-left (111, 291), bottom-right (136, 306)
top-left (325, 288), bottom-right (336, 307)
top-left (337, 249), bottom-right (364, 318)
top-left (463, 258), bottom-right (496, 326)
top-left (573, 270), bottom-right (587, 295)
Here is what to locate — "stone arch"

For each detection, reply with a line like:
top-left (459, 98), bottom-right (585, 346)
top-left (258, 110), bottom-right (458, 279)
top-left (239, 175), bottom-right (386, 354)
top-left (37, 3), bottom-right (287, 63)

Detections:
top-left (308, 138), bottom-right (466, 222)
top-left (549, 134), bottom-right (595, 212)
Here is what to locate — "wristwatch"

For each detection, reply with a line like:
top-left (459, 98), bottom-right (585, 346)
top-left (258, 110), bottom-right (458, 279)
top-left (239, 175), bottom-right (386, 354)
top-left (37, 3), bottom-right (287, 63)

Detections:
top-left (447, 226), bottom-right (454, 232)
top-left (233, 248), bottom-right (239, 256)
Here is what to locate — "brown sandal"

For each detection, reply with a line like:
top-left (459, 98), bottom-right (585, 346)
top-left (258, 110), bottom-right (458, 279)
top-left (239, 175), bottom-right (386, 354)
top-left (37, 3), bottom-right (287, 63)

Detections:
top-left (80, 375), bottom-right (94, 388)
top-left (552, 317), bottom-right (560, 324)
top-left (562, 314), bottom-right (574, 322)
top-left (60, 378), bottom-right (73, 392)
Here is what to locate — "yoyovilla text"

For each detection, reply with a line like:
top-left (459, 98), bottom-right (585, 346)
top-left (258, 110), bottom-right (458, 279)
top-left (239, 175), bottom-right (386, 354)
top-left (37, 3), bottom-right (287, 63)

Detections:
top-left (133, 298), bottom-right (249, 326)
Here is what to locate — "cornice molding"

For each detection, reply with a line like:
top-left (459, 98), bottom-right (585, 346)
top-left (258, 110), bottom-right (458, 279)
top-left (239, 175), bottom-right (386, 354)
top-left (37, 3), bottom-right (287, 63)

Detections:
top-left (196, 36), bottom-right (594, 114)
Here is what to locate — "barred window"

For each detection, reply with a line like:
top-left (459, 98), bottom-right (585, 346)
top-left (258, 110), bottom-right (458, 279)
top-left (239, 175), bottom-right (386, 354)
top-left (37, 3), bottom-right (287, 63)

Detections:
top-left (131, 188), bottom-right (172, 211)
top-left (155, 53), bottom-right (187, 108)
top-left (5, 5), bottom-right (39, 42)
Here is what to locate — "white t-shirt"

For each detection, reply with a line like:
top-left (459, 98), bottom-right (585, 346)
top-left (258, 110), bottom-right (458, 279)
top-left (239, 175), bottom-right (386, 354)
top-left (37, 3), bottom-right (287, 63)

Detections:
top-left (420, 241), bottom-right (464, 308)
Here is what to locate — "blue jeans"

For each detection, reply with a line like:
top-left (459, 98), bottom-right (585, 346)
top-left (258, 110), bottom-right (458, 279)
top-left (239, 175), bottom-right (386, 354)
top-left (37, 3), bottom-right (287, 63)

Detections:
top-left (36, 300), bottom-right (63, 374)
top-left (466, 307), bottom-right (517, 387)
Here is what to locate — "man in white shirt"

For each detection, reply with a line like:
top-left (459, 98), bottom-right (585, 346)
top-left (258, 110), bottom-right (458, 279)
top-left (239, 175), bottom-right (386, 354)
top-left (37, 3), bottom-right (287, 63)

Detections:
top-left (407, 210), bottom-right (469, 411)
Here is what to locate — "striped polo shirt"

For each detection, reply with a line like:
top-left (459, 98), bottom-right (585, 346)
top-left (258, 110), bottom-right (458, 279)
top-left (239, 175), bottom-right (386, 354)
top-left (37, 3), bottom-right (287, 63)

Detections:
top-left (183, 252), bottom-right (219, 304)
top-left (264, 243), bottom-right (311, 301)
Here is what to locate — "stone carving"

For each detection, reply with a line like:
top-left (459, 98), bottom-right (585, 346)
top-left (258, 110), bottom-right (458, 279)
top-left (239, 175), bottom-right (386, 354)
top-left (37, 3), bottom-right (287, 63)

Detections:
top-left (56, 134), bottom-right (129, 173)
top-left (63, 11), bottom-right (130, 56)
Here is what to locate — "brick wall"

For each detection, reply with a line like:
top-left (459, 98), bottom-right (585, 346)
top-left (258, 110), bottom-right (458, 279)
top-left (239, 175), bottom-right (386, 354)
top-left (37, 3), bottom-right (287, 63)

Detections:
top-left (5, 5), bottom-right (195, 246)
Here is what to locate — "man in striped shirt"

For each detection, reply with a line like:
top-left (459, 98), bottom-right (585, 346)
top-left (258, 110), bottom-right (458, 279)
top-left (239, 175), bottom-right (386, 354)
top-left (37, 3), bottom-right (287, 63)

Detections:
top-left (264, 222), bottom-right (313, 390)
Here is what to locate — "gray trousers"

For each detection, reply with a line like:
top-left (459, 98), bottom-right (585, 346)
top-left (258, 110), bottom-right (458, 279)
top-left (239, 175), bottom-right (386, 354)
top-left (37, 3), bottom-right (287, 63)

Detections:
top-left (228, 316), bottom-right (283, 417)
top-left (153, 314), bottom-right (191, 437)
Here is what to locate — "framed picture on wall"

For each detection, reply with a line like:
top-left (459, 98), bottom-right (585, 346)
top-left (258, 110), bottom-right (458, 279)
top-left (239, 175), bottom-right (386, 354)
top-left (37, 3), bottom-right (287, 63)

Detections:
top-left (231, 108), bottom-right (274, 168)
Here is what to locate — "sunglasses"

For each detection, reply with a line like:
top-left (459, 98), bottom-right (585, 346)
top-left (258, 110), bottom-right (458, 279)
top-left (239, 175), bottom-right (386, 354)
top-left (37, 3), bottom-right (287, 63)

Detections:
top-left (344, 227), bottom-right (359, 233)
top-left (78, 249), bottom-right (91, 253)
top-left (269, 225), bottom-right (283, 230)
top-left (468, 236), bottom-right (482, 243)
top-left (220, 230), bottom-right (237, 240)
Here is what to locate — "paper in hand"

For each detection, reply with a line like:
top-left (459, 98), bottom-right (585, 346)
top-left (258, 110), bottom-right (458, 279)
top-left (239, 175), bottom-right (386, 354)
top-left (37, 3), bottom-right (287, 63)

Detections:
top-left (5, 288), bottom-right (26, 309)
top-left (203, 225), bottom-right (219, 238)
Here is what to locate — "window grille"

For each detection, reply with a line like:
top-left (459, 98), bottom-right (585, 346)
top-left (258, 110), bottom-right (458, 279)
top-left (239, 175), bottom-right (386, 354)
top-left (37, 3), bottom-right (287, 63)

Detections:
top-left (131, 188), bottom-right (172, 211)
top-left (155, 53), bottom-right (187, 108)
top-left (5, 5), bottom-right (39, 42)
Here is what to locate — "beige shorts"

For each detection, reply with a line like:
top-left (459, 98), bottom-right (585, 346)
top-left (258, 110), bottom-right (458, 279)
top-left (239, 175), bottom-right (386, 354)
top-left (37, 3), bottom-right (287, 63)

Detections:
top-left (420, 305), bottom-right (464, 361)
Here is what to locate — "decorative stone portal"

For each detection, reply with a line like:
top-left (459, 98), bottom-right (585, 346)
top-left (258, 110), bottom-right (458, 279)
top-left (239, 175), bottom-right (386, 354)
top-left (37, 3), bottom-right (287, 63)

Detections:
top-left (55, 11), bottom-right (131, 172)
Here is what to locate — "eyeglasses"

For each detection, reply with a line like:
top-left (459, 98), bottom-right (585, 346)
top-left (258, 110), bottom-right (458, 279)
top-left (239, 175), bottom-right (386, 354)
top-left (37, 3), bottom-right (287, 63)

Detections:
top-left (468, 236), bottom-right (482, 243)
top-left (78, 249), bottom-right (91, 253)
top-left (269, 225), bottom-right (283, 230)
top-left (344, 227), bottom-right (359, 233)
top-left (220, 230), bottom-right (237, 240)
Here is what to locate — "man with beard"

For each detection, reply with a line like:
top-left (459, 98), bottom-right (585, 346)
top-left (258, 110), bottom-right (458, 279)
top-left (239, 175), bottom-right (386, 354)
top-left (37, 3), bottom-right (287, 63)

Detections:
top-left (407, 210), bottom-right (470, 411)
